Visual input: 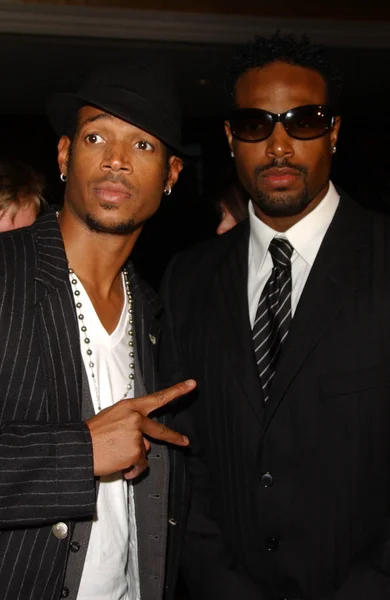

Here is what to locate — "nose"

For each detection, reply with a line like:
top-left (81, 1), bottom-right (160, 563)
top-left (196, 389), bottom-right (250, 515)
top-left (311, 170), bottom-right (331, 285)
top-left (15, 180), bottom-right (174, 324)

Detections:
top-left (101, 142), bottom-right (133, 173)
top-left (265, 122), bottom-right (294, 160)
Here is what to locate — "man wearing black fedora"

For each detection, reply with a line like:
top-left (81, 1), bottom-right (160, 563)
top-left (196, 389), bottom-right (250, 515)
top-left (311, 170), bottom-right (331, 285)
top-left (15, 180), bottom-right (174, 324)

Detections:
top-left (0, 59), bottom-right (196, 600)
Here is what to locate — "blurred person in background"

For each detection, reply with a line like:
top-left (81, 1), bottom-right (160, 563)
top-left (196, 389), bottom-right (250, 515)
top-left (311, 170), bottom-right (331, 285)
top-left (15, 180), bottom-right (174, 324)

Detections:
top-left (0, 159), bottom-right (47, 232)
top-left (216, 167), bottom-right (249, 235)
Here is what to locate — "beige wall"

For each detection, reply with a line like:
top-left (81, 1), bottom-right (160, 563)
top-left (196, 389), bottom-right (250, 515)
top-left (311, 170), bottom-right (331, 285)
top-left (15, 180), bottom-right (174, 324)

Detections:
top-left (21, 0), bottom-right (390, 21)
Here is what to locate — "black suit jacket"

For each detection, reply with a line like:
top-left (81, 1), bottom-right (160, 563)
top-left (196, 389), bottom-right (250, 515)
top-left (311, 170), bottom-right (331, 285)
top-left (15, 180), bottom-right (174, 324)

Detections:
top-left (0, 212), bottom-right (186, 600)
top-left (160, 194), bottom-right (390, 600)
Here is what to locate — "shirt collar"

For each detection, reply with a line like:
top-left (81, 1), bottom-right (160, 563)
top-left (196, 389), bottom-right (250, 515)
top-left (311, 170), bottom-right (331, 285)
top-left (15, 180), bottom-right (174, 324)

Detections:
top-left (249, 181), bottom-right (340, 274)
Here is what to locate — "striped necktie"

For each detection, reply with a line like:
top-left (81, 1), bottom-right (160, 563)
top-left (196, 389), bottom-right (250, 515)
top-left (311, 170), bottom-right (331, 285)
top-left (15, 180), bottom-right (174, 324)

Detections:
top-left (252, 237), bottom-right (293, 402)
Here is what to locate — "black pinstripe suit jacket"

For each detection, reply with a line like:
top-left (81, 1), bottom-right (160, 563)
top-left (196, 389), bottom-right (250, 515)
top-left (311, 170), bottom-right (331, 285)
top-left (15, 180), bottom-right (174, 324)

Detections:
top-left (0, 212), bottom-right (186, 600)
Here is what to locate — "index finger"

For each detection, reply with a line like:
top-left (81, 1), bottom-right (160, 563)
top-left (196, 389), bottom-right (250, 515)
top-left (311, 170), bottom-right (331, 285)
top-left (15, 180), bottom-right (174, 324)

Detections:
top-left (130, 379), bottom-right (196, 416)
top-left (141, 417), bottom-right (190, 447)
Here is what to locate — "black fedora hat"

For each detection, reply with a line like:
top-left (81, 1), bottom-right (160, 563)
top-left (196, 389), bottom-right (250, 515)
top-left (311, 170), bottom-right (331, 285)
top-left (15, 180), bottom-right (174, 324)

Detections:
top-left (47, 58), bottom-right (195, 157)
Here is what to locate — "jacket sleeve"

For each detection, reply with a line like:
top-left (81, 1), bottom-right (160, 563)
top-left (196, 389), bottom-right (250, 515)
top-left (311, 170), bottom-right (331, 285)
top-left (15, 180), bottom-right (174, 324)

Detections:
top-left (159, 258), bottom-right (269, 600)
top-left (0, 230), bottom-right (97, 529)
top-left (0, 421), bottom-right (96, 528)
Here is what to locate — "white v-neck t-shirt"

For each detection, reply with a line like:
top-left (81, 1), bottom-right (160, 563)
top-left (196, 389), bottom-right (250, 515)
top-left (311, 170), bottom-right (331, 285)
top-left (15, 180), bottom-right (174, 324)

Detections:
top-left (75, 274), bottom-right (140, 600)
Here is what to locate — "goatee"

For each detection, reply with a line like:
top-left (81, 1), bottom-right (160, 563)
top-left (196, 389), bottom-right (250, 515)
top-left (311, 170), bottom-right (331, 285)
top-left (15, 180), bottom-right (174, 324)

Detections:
top-left (252, 188), bottom-right (311, 217)
top-left (85, 212), bottom-right (138, 235)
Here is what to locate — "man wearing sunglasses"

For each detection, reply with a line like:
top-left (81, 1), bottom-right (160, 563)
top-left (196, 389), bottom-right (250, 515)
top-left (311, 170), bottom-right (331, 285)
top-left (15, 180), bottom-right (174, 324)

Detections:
top-left (160, 32), bottom-right (390, 600)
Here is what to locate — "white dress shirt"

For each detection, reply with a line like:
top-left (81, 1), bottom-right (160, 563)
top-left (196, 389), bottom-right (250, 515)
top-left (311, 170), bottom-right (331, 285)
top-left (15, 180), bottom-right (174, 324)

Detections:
top-left (248, 182), bottom-right (340, 326)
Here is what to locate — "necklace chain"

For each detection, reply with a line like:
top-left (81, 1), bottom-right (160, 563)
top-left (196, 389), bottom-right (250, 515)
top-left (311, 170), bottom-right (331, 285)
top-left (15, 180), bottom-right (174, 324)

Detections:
top-left (69, 267), bottom-right (135, 412)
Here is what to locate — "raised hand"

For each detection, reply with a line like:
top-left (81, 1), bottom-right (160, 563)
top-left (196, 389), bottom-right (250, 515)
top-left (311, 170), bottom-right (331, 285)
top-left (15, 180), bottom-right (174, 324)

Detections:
top-left (86, 379), bottom-right (196, 479)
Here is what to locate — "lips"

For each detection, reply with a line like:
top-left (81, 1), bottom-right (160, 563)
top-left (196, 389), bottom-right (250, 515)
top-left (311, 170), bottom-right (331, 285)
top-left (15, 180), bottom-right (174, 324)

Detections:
top-left (263, 167), bottom-right (300, 177)
top-left (93, 183), bottom-right (133, 203)
top-left (260, 167), bottom-right (301, 188)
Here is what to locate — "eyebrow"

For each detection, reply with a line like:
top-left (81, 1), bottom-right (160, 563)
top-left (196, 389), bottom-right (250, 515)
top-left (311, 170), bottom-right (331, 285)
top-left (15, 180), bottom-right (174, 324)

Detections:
top-left (79, 112), bottom-right (114, 128)
top-left (77, 111), bottom-right (161, 146)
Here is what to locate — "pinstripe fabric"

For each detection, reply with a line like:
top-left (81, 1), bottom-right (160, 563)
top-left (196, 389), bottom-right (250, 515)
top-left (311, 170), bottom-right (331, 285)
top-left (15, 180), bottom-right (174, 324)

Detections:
top-left (0, 214), bottom-right (95, 600)
top-left (0, 213), bottom-right (186, 600)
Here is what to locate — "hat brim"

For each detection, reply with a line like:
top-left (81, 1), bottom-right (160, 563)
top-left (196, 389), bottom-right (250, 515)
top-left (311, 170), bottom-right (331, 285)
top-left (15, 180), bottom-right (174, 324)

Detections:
top-left (47, 91), bottom-right (199, 158)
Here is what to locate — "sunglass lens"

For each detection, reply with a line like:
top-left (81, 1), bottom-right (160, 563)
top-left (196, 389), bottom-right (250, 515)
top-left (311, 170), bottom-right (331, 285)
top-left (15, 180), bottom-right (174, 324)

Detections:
top-left (285, 106), bottom-right (332, 140)
top-left (230, 110), bottom-right (273, 142)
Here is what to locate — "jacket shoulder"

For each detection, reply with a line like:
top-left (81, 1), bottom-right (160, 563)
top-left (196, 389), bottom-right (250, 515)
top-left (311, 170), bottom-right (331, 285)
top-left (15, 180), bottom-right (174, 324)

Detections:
top-left (338, 190), bottom-right (390, 228)
top-left (164, 220), bottom-right (248, 290)
top-left (0, 224), bottom-right (38, 277)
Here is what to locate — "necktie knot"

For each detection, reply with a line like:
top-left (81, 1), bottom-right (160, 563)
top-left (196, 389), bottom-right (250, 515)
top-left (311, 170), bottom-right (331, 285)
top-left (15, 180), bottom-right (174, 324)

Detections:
top-left (269, 237), bottom-right (293, 269)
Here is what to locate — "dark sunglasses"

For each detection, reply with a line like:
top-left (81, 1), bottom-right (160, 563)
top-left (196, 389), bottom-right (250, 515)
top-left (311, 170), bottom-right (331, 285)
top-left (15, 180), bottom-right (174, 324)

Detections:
top-left (227, 104), bottom-right (335, 143)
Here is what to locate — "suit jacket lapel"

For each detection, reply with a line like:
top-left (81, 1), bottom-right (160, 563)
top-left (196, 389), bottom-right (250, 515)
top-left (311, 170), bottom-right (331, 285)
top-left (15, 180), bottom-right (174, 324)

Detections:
top-left (263, 196), bottom-right (370, 429)
top-left (215, 222), bottom-right (265, 425)
top-left (34, 213), bottom-right (82, 422)
top-left (126, 261), bottom-right (161, 395)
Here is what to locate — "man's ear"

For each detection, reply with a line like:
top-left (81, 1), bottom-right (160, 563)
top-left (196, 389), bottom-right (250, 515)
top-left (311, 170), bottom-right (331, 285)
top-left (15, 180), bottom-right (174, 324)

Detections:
top-left (330, 116), bottom-right (341, 151)
top-left (166, 155), bottom-right (184, 189)
top-left (224, 121), bottom-right (234, 153)
top-left (57, 136), bottom-right (71, 177)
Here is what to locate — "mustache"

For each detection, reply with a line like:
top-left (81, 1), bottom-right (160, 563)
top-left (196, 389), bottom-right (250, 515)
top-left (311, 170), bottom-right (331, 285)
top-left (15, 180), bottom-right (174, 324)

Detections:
top-left (255, 160), bottom-right (307, 176)
top-left (91, 173), bottom-right (138, 194)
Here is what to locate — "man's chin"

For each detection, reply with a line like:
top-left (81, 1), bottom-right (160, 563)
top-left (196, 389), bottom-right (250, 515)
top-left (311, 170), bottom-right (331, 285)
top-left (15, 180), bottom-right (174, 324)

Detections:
top-left (85, 213), bottom-right (138, 235)
top-left (253, 191), bottom-right (310, 218)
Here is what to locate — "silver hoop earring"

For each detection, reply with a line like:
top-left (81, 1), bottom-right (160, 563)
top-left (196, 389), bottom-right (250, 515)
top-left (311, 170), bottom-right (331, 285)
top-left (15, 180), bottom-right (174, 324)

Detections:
top-left (331, 146), bottom-right (337, 155)
top-left (230, 151), bottom-right (235, 158)
top-left (60, 173), bottom-right (67, 182)
top-left (164, 186), bottom-right (172, 196)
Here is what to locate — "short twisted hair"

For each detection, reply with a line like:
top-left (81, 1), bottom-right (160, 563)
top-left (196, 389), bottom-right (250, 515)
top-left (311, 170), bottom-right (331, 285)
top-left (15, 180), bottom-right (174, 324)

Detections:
top-left (226, 31), bottom-right (343, 112)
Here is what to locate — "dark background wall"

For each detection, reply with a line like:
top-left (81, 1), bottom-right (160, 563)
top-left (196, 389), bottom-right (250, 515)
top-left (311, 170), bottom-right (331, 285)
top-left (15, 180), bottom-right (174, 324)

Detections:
top-left (21, 0), bottom-right (390, 20)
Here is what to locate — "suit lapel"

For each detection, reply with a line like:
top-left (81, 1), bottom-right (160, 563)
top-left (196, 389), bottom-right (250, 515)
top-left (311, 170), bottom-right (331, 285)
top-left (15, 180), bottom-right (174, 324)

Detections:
top-left (126, 261), bottom-right (161, 395)
top-left (214, 222), bottom-right (265, 425)
top-left (34, 213), bottom-right (82, 422)
top-left (127, 265), bottom-right (170, 600)
top-left (263, 196), bottom-right (370, 430)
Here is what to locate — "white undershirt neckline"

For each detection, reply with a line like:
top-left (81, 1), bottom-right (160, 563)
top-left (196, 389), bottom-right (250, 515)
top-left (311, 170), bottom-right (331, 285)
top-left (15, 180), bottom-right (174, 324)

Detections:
top-left (73, 274), bottom-right (140, 600)
top-left (74, 274), bottom-right (130, 413)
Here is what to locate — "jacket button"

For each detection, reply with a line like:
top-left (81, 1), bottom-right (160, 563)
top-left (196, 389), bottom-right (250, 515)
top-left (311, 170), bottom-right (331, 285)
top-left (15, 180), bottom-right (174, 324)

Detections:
top-left (261, 472), bottom-right (274, 487)
top-left (52, 522), bottom-right (68, 540)
top-left (69, 541), bottom-right (80, 553)
top-left (168, 517), bottom-right (177, 526)
top-left (60, 587), bottom-right (69, 598)
top-left (264, 537), bottom-right (279, 551)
